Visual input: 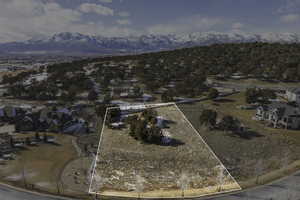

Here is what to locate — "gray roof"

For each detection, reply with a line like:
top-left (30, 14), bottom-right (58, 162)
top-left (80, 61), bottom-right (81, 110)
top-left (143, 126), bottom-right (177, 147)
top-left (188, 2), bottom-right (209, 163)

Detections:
top-left (266, 102), bottom-right (300, 117)
top-left (287, 87), bottom-right (300, 95)
top-left (4, 106), bottom-right (16, 118)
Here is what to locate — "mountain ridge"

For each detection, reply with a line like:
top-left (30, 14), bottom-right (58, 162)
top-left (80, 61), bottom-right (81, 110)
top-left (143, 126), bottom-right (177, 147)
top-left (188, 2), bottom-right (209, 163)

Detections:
top-left (1, 32), bottom-right (300, 55)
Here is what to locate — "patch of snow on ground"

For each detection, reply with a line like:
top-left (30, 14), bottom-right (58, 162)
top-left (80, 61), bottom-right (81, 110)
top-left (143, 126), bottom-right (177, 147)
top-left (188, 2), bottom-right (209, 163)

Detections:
top-left (5, 174), bottom-right (22, 181)
top-left (35, 182), bottom-right (51, 188)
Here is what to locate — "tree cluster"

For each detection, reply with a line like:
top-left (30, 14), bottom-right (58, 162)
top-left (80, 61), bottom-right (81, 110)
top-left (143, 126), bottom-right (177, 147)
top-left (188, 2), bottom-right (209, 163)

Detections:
top-left (199, 109), bottom-right (217, 129)
top-left (128, 109), bottom-right (163, 144)
top-left (245, 88), bottom-right (276, 104)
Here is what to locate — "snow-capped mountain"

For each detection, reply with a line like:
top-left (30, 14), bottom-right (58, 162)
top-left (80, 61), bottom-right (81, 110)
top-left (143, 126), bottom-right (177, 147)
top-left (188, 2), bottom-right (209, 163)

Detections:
top-left (1, 32), bottom-right (300, 55)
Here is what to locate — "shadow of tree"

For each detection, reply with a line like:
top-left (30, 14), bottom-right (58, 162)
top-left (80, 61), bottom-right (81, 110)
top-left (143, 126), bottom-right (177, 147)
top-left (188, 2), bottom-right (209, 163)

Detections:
top-left (161, 138), bottom-right (185, 147)
top-left (214, 98), bottom-right (236, 103)
top-left (227, 130), bottom-right (264, 140)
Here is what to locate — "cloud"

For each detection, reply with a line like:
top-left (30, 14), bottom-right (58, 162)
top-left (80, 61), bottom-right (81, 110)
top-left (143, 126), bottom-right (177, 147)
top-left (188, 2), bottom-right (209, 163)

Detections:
top-left (118, 11), bottom-right (130, 17)
top-left (232, 22), bottom-right (244, 29)
top-left (147, 15), bottom-right (224, 35)
top-left (78, 3), bottom-right (114, 16)
top-left (0, 0), bottom-right (140, 42)
top-left (98, 0), bottom-right (113, 3)
top-left (277, 0), bottom-right (300, 13)
top-left (0, 0), bottom-right (83, 42)
top-left (280, 13), bottom-right (299, 23)
top-left (116, 19), bottom-right (132, 25)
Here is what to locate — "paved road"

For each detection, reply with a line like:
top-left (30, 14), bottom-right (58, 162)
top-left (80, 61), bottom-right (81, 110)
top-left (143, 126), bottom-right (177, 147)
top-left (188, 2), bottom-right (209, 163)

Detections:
top-left (203, 170), bottom-right (300, 200)
top-left (0, 171), bottom-right (299, 200)
top-left (0, 184), bottom-right (76, 200)
top-left (215, 82), bottom-right (288, 92)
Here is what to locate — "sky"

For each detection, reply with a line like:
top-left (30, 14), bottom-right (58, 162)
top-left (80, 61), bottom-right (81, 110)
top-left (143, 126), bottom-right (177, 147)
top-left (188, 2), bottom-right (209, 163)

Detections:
top-left (0, 0), bottom-right (300, 42)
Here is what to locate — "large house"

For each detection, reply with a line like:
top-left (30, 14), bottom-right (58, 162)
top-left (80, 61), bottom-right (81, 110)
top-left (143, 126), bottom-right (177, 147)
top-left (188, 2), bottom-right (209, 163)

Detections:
top-left (256, 102), bottom-right (300, 129)
top-left (286, 88), bottom-right (300, 104)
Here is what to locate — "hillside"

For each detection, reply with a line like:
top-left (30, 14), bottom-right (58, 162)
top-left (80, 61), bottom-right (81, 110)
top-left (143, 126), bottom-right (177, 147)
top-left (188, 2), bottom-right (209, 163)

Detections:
top-left (2, 32), bottom-right (300, 55)
top-left (3, 42), bottom-right (300, 102)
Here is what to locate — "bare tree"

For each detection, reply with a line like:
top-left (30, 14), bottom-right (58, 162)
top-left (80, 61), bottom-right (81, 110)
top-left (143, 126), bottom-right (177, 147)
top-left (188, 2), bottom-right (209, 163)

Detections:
top-left (177, 172), bottom-right (190, 199)
top-left (280, 150), bottom-right (290, 170)
top-left (135, 174), bottom-right (145, 199)
top-left (255, 159), bottom-right (264, 184)
top-left (92, 173), bottom-right (106, 194)
top-left (215, 165), bottom-right (226, 192)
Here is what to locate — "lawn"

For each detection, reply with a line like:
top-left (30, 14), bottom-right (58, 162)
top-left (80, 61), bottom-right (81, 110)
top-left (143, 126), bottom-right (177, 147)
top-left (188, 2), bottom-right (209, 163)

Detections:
top-left (0, 133), bottom-right (78, 194)
top-left (90, 104), bottom-right (240, 198)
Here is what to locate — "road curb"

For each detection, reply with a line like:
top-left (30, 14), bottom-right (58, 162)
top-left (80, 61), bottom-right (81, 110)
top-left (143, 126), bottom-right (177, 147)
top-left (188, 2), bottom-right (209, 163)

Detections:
top-left (0, 181), bottom-right (79, 200)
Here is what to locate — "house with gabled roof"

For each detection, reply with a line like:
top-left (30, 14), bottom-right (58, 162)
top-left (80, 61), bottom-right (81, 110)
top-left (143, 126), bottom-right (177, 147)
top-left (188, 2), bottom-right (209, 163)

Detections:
top-left (255, 102), bottom-right (300, 129)
top-left (286, 87), bottom-right (300, 104)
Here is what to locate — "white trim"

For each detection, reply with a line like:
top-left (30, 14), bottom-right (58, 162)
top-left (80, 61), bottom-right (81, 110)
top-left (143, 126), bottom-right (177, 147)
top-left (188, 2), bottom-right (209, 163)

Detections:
top-left (88, 109), bottom-right (108, 194)
top-left (174, 104), bottom-right (242, 191)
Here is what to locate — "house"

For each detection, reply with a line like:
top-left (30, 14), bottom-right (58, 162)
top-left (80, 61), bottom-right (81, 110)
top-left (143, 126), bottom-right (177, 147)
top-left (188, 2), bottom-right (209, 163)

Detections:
top-left (0, 124), bottom-right (15, 135)
top-left (255, 102), bottom-right (300, 129)
top-left (4, 106), bottom-right (17, 120)
top-left (62, 120), bottom-right (89, 134)
top-left (230, 72), bottom-right (247, 80)
top-left (154, 87), bottom-right (168, 94)
top-left (137, 94), bottom-right (154, 102)
top-left (120, 92), bottom-right (129, 98)
top-left (16, 116), bottom-right (35, 131)
top-left (156, 116), bottom-right (166, 128)
top-left (286, 88), bottom-right (300, 104)
top-left (12, 138), bottom-right (26, 147)
top-left (0, 106), bottom-right (5, 118)
top-left (1, 149), bottom-right (13, 159)
top-left (110, 122), bottom-right (125, 129)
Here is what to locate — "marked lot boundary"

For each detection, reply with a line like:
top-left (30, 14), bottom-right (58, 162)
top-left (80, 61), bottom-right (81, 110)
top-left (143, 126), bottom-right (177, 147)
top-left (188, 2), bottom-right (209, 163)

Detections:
top-left (88, 102), bottom-right (242, 198)
top-left (88, 108), bottom-right (108, 194)
top-left (174, 104), bottom-right (242, 191)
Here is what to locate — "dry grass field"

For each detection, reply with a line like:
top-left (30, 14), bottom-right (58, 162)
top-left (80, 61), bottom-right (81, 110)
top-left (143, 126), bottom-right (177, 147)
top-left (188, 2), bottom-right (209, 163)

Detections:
top-left (90, 104), bottom-right (240, 197)
top-left (0, 133), bottom-right (78, 193)
top-left (178, 92), bottom-right (300, 186)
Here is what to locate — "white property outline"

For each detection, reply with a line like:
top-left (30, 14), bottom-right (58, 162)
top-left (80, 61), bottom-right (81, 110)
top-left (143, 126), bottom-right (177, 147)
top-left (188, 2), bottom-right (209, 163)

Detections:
top-left (88, 102), bottom-right (242, 198)
top-left (88, 107), bottom-right (108, 194)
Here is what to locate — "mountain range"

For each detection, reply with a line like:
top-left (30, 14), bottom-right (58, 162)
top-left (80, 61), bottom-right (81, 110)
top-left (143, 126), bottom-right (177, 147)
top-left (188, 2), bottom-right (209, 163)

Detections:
top-left (1, 32), bottom-right (300, 55)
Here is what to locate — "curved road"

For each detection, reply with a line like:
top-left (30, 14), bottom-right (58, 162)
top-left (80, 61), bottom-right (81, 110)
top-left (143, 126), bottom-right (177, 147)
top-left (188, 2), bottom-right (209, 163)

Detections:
top-left (0, 170), bottom-right (299, 200)
top-left (0, 184), bottom-right (76, 200)
top-left (204, 170), bottom-right (300, 200)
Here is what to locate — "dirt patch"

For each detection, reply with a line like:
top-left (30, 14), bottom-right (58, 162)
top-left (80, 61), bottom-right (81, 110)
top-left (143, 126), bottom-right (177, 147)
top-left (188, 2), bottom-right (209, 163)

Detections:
top-left (60, 157), bottom-right (93, 195)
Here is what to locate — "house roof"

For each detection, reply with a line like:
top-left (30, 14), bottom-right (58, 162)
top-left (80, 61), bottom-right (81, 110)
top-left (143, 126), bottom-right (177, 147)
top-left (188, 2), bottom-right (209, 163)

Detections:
top-left (4, 106), bottom-right (16, 118)
top-left (287, 87), bottom-right (300, 95)
top-left (266, 102), bottom-right (300, 117)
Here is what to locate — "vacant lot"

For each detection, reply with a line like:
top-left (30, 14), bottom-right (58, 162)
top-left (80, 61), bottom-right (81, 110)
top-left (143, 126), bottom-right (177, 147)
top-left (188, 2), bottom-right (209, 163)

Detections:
top-left (91, 104), bottom-right (240, 198)
top-left (0, 133), bottom-right (78, 194)
top-left (178, 92), bottom-right (300, 186)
